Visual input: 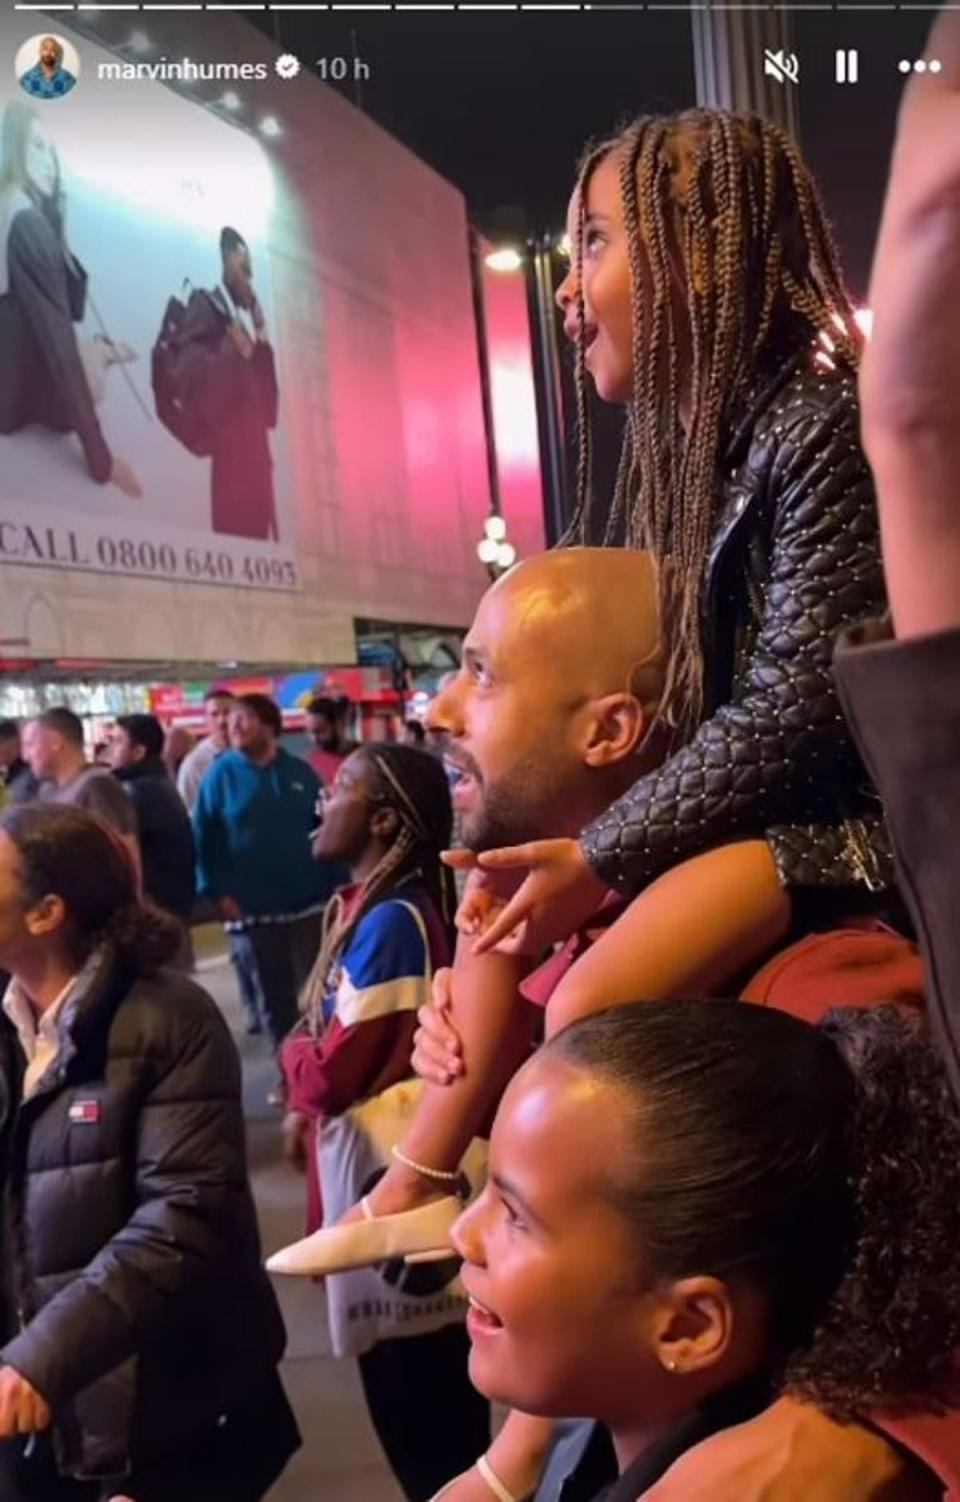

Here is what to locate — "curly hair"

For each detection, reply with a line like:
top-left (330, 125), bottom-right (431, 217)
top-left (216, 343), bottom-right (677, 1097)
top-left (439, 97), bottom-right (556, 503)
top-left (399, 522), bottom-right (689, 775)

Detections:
top-left (784, 1006), bottom-right (960, 1413)
top-left (564, 110), bottom-right (862, 738)
top-left (2, 802), bottom-right (182, 975)
top-left (550, 1001), bottom-right (960, 1418)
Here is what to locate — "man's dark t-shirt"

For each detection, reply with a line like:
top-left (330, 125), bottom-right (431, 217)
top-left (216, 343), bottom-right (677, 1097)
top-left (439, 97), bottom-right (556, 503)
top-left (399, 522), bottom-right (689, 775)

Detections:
top-left (40, 765), bottom-right (138, 837)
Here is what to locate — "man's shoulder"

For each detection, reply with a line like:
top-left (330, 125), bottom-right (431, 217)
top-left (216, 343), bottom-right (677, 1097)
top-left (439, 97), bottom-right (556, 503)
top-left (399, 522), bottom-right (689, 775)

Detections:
top-left (276, 747), bottom-right (319, 789)
top-left (58, 765), bottom-right (118, 801)
top-left (138, 769), bottom-right (192, 819)
top-left (203, 748), bottom-right (244, 782)
top-left (72, 766), bottom-right (137, 822)
top-left (181, 736), bottom-right (215, 772)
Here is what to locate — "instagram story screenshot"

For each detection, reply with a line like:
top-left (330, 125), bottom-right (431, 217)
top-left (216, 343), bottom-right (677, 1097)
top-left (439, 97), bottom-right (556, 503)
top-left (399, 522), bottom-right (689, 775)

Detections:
top-left (0, 0), bottom-right (958, 1500)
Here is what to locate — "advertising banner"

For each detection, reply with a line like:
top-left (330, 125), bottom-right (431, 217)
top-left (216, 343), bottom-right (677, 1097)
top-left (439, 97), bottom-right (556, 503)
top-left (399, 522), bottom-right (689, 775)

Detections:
top-left (0, 27), bottom-right (298, 591)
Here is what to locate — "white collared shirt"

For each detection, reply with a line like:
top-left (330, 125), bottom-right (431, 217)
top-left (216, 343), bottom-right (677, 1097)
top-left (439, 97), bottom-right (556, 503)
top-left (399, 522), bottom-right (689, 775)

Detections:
top-left (2, 954), bottom-right (98, 1100)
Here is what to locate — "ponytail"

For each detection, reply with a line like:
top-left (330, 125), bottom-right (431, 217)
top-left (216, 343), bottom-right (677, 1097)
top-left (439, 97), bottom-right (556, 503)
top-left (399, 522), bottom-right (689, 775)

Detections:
top-left (552, 1000), bottom-right (960, 1420)
top-left (98, 900), bottom-right (184, 977)
top-left (785, 1006), bottom-right (960, 1415)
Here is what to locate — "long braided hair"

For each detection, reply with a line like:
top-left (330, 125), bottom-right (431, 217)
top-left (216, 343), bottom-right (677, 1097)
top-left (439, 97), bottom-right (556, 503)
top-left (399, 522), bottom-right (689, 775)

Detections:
top-left (301, 743), bottom-right (456, 1031)
top-left (565, 110), bottom-right (862, 740)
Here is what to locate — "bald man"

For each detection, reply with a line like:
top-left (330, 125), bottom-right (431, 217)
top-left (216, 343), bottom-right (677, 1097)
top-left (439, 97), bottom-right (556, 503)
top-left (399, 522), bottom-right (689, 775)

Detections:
top-left (434, 547), bottom-right (668, 854)
top-left (271, 549), bottom-right (716, 1276)
top-left (20, 36), bottom-right (76, 99)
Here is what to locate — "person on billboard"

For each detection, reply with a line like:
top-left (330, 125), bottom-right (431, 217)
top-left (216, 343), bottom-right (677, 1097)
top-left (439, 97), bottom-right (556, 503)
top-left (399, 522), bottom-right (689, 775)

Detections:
top-left (152, 227), bottom-right (279, 540)
top-left (17, 36), bottom-right (77, 102)
top-left (206, 226), bottom-right (279, 540)
top-left (0, 103), bottom-right (141, 497)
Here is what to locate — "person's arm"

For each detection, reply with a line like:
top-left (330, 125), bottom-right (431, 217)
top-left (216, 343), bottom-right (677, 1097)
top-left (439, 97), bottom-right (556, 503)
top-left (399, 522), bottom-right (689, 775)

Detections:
top-left (430, 1412), bottom-right (556, 1502)
top-left (0, 991), bottom-right (258, 1406)
top-left (192, 767), bottom-right (231, 906)
top-left (7, 210), bottom-right (113, 484)
top-left (546, 840), bottom-right (790, 1036)
top-left (857, 8), bottom-right (960, 643)
top-left (835, 8), bottom-right (960, 1103)
top-left (176, 746), bottom-right (205, 815)
top-left (282, 1012), bottom-right (418, 1120)
top-left (363, 897), bottom-right (534, 1219)
top-left (282, 900), bottom-right (433, 1119)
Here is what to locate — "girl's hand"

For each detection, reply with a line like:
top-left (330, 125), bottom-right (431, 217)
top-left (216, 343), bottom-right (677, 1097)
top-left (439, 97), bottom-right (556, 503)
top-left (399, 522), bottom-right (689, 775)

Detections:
top-left (411, 968), bottom-right (465, 1085)
top-left (449, 839), bottom-right (609, 956)
top-left (447, 861), bottom-right (512, 940)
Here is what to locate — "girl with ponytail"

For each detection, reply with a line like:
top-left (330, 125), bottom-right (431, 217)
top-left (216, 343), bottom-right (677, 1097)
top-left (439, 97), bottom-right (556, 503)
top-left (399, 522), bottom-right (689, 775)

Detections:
top-left (442, 1001), bottom-right (960, 1501)
top-left (274, 743), bottom-right (490, 1502)
top-left (0, 801), bottom-right (298, 1499)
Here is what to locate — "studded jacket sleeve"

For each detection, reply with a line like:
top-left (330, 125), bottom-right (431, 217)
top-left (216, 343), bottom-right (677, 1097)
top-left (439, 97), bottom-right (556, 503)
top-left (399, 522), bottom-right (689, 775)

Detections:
top-left (581, 389), bottom-right (887, 896)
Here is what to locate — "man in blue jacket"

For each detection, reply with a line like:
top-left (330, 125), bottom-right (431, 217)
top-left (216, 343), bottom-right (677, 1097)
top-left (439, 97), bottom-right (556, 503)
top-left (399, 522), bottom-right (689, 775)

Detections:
top-left (193, 694), bottom-right (341, 1075)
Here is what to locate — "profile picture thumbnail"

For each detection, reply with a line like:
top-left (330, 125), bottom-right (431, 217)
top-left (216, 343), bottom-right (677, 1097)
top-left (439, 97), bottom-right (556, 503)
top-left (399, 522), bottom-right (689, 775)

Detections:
top-left (15, 34), bottom-right (80, 101)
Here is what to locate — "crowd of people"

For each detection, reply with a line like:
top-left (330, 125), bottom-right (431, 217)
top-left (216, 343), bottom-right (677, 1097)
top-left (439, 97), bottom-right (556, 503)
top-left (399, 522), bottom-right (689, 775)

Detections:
top-left (0, 11), bottom-right (957, 1499)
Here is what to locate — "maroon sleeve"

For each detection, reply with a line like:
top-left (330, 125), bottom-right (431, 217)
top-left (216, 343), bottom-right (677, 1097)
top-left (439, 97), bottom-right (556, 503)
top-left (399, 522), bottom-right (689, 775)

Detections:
top-left (281, 1012), bottom-right (418, 1120)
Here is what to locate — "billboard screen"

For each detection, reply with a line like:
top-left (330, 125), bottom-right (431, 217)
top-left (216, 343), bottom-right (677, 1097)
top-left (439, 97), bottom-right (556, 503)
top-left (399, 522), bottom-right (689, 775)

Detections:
top-left (1, 32), bottom-right (298, 592)
top-left (0, 12), bottom-right (516, 666)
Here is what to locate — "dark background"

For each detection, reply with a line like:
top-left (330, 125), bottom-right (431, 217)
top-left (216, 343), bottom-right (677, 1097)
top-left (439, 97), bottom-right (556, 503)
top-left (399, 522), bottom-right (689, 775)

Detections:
top-left (252, 6), bottom-right (934, 295)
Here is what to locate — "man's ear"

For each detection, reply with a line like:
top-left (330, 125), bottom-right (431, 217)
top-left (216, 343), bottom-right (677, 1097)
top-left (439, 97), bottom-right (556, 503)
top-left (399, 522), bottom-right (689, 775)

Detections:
top-left (649, 1276), bottom-right (737, 1377)
top-left (582, 693), bottom-right (646, 767)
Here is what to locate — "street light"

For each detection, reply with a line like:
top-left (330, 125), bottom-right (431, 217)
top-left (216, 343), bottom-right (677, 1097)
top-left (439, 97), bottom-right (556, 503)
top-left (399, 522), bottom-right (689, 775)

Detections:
top-left (485, 248), bottom-right (524, 273)
top-left (476, 230), bottom-right (571, 550)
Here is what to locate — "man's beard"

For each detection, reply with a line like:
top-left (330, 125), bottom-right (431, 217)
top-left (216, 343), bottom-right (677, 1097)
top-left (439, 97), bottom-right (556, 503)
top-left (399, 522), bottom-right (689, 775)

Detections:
top-left (460, 763), bottom-right (569, 853)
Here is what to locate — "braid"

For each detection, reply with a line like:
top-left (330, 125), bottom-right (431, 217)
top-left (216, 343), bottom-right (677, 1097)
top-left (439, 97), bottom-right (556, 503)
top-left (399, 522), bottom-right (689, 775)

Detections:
top-left (561, 142), bottom-right (619, 547)
top-left (562, 107), bottom-right (862, 739)
top-left (300, 744), bottom-right (455, 1031)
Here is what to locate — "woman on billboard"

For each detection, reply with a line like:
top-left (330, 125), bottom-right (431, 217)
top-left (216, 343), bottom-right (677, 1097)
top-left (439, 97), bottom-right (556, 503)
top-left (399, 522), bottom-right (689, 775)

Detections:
top-left (0, 102), bottom-right (142, 497)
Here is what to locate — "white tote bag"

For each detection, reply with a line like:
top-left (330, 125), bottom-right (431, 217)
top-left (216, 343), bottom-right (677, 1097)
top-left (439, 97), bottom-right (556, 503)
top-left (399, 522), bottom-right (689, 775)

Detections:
top-left (318, 900), bottom-right (488, 1358)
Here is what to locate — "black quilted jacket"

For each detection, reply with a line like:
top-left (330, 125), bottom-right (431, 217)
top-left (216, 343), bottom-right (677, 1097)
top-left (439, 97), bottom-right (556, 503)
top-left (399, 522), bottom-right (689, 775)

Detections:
top-left (582, 354), bottom-right (892, 898)
top-left (0, 947), bottom-right (298, 1483)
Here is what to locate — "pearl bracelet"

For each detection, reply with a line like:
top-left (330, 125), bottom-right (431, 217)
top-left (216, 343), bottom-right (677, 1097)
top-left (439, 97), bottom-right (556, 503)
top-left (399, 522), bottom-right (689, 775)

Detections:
top-left (390, 1145), bottom-right (462, 1184)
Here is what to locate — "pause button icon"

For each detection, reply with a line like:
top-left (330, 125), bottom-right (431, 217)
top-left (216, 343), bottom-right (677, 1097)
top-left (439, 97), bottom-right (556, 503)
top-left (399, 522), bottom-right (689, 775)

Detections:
top-left (836, 49), bottom-right (859, 83)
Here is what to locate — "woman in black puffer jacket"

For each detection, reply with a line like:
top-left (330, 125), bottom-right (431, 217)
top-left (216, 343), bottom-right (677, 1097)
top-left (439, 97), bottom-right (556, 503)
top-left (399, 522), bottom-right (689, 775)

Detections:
top-left (0, 802), bottom-right (299, 1501)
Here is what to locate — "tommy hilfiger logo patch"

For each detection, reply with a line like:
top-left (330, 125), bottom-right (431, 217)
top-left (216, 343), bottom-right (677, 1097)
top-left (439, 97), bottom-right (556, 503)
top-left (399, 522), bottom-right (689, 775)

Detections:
top-left (68, 1100), bottom-right (101, 1125)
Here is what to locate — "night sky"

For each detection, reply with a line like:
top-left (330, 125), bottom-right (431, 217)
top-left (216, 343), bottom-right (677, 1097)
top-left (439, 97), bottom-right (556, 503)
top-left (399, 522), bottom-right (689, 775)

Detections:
top-left (252, 6), bottom-right (933, 296)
